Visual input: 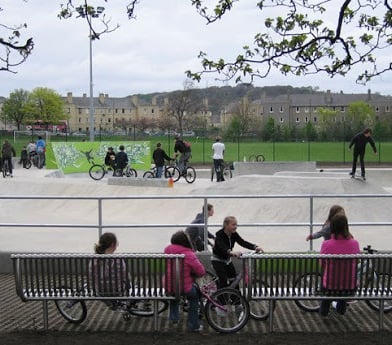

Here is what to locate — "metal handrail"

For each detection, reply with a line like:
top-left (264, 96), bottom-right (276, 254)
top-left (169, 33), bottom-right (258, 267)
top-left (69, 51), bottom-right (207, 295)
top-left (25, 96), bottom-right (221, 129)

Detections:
top-left (0, 193), bottom-right (391, 252)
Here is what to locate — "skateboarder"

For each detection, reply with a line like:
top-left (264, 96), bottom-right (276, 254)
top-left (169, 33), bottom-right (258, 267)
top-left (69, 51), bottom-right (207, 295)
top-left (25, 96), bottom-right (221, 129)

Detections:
top-left (349, 128), bottom-right (377, 180)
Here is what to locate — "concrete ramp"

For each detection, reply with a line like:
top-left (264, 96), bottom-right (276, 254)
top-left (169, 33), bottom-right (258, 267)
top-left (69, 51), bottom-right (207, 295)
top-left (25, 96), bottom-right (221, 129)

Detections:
top-left (233, 161), bottom-right (316, 176)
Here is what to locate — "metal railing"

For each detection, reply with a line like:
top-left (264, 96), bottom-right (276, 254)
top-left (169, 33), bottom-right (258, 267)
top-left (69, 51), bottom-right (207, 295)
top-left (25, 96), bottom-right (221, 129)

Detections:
top-left (0, 194), bottom-right (391, 252)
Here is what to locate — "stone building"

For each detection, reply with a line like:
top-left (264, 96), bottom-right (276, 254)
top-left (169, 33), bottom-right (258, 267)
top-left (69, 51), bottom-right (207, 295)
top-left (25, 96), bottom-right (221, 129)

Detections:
top-left (220, 90), bottom-right (392, 130)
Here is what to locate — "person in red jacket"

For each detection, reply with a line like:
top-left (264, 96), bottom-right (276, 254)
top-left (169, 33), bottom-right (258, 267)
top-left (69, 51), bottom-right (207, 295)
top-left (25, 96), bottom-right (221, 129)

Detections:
top-left (164, 230), bottom-right (206, 332)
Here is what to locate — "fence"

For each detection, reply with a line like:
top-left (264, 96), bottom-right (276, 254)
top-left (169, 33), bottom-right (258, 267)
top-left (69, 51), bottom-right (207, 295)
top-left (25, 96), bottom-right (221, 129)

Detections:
top-left (0, 194), bottom-right (391, 255)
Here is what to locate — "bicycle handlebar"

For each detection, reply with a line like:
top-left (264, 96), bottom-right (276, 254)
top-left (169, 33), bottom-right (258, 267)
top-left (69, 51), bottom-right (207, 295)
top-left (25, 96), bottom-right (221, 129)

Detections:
top-left (363, 245), bottom-right (378, 254)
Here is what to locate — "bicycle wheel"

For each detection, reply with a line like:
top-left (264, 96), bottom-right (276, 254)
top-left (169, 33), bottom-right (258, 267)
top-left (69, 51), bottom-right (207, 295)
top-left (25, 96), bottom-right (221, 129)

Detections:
top-left (125, 168), bottom-right (137, 178)
top-left (294, 273), bottom-right (321, 312)
top-left (184, 167), bottom-right (196, 184)
top-left (223, 167), bottom-right (232, 180)
top-left (127, 300), bottom-right (169, 317)
top-left (210, 167), bottom-right (215, 182)
top-left (365, 273), bottom-right (392, 313)
top-left (55, 299), bottom-right (87, 324)
top-left (32, 155), bottom-right (38, 167)
top-left (163, 167), bottom-right (171, 178)
top-left (25, 160), bottom-right (32, 169)
top-left (166, 166), bottom-right (181, 182)
top-left (204, 288), bottom-right (249, 334)
top-left (143, 171), bottom-right (155, 178)
top-left (247, 279), bottom-right (276, 320)
top-left (248, 155), bottom-right (256, 162)
top-left (256, 154), bottom-right (265, 162)
top-left (89, 164), bottom-right (106, 180)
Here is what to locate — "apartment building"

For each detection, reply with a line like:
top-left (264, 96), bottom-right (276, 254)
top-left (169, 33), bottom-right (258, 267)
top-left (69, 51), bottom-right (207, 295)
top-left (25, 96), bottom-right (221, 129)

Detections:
top-left (220, 89), bottom-right (392, 130)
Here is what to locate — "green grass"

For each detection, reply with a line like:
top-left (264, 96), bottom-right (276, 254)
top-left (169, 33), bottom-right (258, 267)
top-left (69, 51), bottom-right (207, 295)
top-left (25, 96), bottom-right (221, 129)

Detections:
top-left (8, 134), bottom-right (392, 165)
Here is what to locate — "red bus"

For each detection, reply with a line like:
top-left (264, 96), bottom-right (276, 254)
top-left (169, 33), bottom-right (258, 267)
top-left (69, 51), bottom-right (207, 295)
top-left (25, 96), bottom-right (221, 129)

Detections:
top-left (26, 120), bottom-right (68, 133)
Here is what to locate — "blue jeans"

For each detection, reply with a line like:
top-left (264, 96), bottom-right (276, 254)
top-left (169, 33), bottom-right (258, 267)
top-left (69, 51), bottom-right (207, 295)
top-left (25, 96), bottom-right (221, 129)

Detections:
top-left (156, 165), bottom-right (163, 178)
top-left (178, 152), bottom-right (191, 174)
top-left (169, 285), bottom-right (200, 330)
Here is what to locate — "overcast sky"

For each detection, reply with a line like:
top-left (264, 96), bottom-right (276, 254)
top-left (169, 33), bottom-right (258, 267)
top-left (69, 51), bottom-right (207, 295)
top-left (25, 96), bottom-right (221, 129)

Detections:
top-left (1, 0), bottom-right (392, 98)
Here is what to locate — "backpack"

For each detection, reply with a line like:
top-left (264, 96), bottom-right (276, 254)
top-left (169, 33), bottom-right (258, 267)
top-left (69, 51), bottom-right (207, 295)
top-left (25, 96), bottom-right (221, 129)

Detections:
top-left (184, 141), bottom-right (191, 151)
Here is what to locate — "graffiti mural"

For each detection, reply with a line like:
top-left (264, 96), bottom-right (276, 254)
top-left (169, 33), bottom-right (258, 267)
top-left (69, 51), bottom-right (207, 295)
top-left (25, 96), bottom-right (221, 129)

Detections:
top-left (49, 141), bottom-right (150, 174)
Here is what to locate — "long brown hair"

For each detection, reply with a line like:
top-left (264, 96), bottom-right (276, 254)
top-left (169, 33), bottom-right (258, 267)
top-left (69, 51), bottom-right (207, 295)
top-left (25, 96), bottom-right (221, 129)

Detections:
top-left (94, 232), bottom-right (118, 254)
top-left (330, 213), bottom-right (351, 239)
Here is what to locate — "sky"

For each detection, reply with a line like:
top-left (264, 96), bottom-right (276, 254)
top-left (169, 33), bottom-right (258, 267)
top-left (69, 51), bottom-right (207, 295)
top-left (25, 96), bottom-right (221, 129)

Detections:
top-left (1, 0), bottom-right (392, 98)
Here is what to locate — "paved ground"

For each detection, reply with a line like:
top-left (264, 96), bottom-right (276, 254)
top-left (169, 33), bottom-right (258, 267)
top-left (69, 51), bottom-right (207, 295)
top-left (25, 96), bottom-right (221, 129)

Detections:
top-left (0, 165), bottom-right (392, 255)
top-left (1, 164), bottom-right (392, 341)
top-left (1, 272), bottom-right (392, 335)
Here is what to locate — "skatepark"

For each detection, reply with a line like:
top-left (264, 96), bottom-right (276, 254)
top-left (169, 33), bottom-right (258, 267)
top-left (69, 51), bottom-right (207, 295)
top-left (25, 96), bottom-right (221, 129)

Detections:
top-left (1, 162), bottom-right (392, 339)
top-left (0, 162), bottom-right (391, 263)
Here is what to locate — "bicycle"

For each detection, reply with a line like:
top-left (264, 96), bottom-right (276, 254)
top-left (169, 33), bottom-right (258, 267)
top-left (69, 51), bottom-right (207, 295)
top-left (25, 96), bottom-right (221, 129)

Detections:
top-left (194, 273), bottom-right (250, 333)
top-left (143, 162), bottom-right (180, 180)
top-left (24, 151), bottom-right (42, 169)
top-left (170, 159), bottom-right (196, 184)
top-left (203, 253), bottom-right (275, 322)
top-left (294, 245), bottom-right (392, 313)
top-left (89, 163), bottom-right (137, 181)
top-left (210, 161), bottom-right (233, 182)
top-left (248, 154), bottom-right (265, 162)
top-left (54, 285), bottom-right (169, 324)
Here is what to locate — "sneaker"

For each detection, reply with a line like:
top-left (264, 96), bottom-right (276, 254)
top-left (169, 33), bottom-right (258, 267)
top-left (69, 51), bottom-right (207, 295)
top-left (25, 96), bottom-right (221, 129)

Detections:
top-left (349, 171), bottom-right (354, 175)
top-left (215, 307), bottom-right (228, 317)
top-left (189, 325), bottom-right (203, 332)
top-left (331, 301), bottom-right (337, 310)
top-left (362, 175), bottom-right (366, 181)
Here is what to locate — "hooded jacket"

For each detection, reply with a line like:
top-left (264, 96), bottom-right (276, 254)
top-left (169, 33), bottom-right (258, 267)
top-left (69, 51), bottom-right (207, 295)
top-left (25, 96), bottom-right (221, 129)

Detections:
top-left (164, 243), bottom-right (205, 293)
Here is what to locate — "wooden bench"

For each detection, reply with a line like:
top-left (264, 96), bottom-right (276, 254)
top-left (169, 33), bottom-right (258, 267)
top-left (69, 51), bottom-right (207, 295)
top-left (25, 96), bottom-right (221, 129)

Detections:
top-left (11, 253), bottom-right (185, 331)
top-left (241, 253), bottom-right (392, 331)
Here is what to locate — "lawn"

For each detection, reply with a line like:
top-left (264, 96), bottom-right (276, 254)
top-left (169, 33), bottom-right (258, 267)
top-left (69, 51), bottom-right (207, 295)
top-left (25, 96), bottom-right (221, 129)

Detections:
top-left (8, 133), bottom-right (391, 165)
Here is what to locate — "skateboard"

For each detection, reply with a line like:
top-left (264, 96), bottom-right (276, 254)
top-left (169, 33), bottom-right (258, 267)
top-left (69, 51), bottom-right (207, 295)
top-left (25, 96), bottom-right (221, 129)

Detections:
top-left (351, 174), bottom-right (366, 181)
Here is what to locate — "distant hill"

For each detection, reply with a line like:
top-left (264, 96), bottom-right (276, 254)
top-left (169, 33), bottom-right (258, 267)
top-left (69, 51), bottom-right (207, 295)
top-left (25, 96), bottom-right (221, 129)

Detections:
top-left (131, 84), bottom-right (319, 113)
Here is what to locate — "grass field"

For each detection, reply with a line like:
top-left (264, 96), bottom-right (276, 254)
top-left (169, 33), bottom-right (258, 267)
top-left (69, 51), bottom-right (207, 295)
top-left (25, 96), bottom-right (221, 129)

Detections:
top-left (8, 133), bottom-right (391, 165)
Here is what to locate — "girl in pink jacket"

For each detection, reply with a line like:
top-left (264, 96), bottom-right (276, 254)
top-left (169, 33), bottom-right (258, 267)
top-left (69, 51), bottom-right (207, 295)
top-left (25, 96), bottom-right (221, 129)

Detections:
top-left (164, 231), bottom-right (206, 332)
top-left (320, 213), bottom-right (360, 316)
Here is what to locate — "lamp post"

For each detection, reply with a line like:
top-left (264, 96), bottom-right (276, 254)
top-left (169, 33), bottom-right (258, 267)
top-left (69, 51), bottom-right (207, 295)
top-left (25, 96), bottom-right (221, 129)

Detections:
top-left (76, 5), bottom-right (105, 142)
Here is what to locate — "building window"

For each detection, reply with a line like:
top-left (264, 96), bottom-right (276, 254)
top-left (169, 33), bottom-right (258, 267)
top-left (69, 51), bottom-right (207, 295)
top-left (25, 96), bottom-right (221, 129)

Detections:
top-left (151, 108), bottom-right (154, 114)
top-left (78, 118), bottom-right (81, 123)
top-left (122, 109), bottom-right (125, 114)
top-left (279, 106), bottom-right (284, 113)
top-left (296, 117), bottom-right (300, 123)
top-left (269, 106), bottom-right (274, 113)
top-left (305, 117), bottom-right (309, 123)
top-left (78, 108), bottom-right (82, 114)
top-left (279, 117), bottom-right (284, 123)
top-left (375, 106), bottom-right (380, 112)
top-left (304, 107), bottom-right (309, 113)
top-left (296, 107), bottom-right (300, 113)
top-left (340, 106), bottom-right (345, 112)
top-left (313, 116), bottom-right (317, 123)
